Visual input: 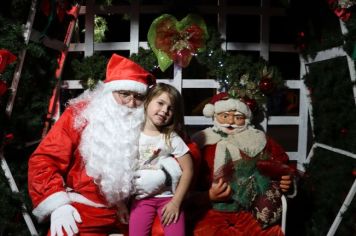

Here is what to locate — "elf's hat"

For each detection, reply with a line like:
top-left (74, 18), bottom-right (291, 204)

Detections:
top-left (104, 54), bottom-right (156, 94)
top-left (203, 92), bottom-right (251, 119)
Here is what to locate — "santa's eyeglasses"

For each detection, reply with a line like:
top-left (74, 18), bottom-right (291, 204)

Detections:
top-left (117, 90), bottom-right (146, 103)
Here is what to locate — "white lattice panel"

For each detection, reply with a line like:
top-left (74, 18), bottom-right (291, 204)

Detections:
top-left (64, 0), bottom-right (308, 170)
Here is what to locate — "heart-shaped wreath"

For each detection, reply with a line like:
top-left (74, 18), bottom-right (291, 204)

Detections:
top-left (148, 14), bottom-right (208, 72)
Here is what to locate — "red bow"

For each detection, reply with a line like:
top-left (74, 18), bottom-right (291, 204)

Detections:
top-left (0, 49), bottom-right (17, 73)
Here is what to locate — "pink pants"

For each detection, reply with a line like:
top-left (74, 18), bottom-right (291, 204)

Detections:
top-left (129, 197), bottom-right (185, 236)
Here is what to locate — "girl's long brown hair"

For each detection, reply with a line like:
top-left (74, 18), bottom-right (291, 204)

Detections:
top-left (144, 83), bottom-right (186, 145)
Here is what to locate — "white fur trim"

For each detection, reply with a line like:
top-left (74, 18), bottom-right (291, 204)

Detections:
top-left (203, 99), bottom-right (252, 118)
top-left (32, 191), bottom-right (70, 222)
top-left (203, 104), bottom-right (215, 117)
top-left (67, 192), bottom-right (106, 208)
top-left (103, 80), bottom-right (147, 94)
top-left (214, 99), bottom-right (239, 114)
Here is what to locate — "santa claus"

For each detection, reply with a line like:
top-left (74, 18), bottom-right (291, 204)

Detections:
top-left (188, 92), bottom-right (296, 236)
top-left (28, 54), bottom-right (158, 236)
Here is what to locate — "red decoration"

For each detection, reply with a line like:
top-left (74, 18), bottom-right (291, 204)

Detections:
top-left (0, 49), bottom-right (17, 73)
top-left (0, 80), bottom-right (8, 97)
top-left (352, 169), bottom-right (356, 177)
top-left (327, 0), bottom-right (352, 21)
top-left (156, 22), bottom-right (205, 68)
top-left (41, 0), bottom-right (70, 22)
top-left (242, 97), bottom-right (258, 112)
top-left (259, 77), bottom-right (274, 95)
top-left (148, 14), bottom-right (208, 71)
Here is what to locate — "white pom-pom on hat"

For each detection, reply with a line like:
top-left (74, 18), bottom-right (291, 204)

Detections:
top-left (202, 103), bottom-right (215, 117)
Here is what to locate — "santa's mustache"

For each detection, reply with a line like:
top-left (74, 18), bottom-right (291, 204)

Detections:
top-left (220, 124), bottom-right (239, 128)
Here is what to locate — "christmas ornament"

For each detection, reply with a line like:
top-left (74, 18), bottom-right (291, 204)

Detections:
top-left (0, 80), bottom-right (8, 97)
top-left (259, 77), bottom-right (274, 95)
top-left (148, 14), bottom-right (208, 71)
top-left (0, 49), bottom-right (17, 73)
top-left (259, 66), bottom-right (275, 95)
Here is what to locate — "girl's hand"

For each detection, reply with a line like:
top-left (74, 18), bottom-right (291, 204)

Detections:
top-left (161, 200), bottom-right (180, 226)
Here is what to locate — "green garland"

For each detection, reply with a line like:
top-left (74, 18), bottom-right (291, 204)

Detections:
top-left (130, 27), bottom-right (285, 113)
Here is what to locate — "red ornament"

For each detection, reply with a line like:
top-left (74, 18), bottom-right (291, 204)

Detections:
top-left (243, 97), bottom-right (258, 112)
top-left (259, 77), bottom-right (274, 95)
top-left (0, 49), bottom-right (17, 73)
top-left (352, 169), bottom-right (356, 177)
top-left (4, 133), bottom-right (14, 145)
top-left (156, 22), bottom-right (206, 68)
top-left (0, 80), bottom-right (8, 97)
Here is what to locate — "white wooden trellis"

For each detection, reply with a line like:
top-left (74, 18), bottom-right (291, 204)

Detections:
top-left (64, 0), bottom-right (308, 172)
top-left (301, 20), bottom-right (356, 236)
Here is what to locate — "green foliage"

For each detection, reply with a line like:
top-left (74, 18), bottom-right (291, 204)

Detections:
top-left (300, 149), bottom-right (356, 236)
top-left (130, 27), bottom-right (285, 113)
top-left (304, 57), bottom-right (356, 153)
top-left (71, 54), bottom-right (108, 90)
top-left (130, 47), bottom-right (159, 72)
top-left (290, 0), bottom-right (344, 59)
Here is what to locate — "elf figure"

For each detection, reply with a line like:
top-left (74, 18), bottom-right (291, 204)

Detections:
top-left (188, 92), bottom-right (296, 236)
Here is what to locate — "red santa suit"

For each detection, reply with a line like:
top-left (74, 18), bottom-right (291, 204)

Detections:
top-left (28, 54), bottom-right (155, 235)
top-left (188, 93), bottom-right (292, 236)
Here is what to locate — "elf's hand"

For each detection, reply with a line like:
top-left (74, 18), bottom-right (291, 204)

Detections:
top-left (161, 201), bottom-right (180, 226)
top-left (209, 178), bottom-right (232, 201)
top-left (280, 175), bottom-right (292, 193)
top-left (50, 204), bottom-right (82, 236)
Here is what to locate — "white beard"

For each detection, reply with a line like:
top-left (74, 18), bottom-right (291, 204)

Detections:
top-left (71, 85), bottom-right (144, 206)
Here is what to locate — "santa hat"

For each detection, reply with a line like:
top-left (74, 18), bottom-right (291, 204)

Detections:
top-left (203, 92), bottom-right (252, 118)
top-left (104, 54), bottom-right (156, 94)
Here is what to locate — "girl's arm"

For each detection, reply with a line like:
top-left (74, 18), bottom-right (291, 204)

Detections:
top-left (161, 153), bottom-right (193, 226)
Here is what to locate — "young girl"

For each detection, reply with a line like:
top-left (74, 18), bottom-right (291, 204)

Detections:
top-left (129, 83), bottom-right (194, 236)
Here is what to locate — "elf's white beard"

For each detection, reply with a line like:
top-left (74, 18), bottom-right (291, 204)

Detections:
top-left (71, 85), bottom-right (144, 206)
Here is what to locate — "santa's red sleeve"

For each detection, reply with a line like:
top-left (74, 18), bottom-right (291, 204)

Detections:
top-left (264, 136), bottom-right (298, 197)
top-left (28, 106), bottom-right (81, 222)
top-left (265, 136), bottom-right (289, 163)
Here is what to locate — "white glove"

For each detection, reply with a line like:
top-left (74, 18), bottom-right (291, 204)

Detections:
top-left (158, 158), bottom-right (182, 193)
top-left (50, 204), bottom-right (82, 236)
top-left (133, 169), bottom-right (166, 199)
